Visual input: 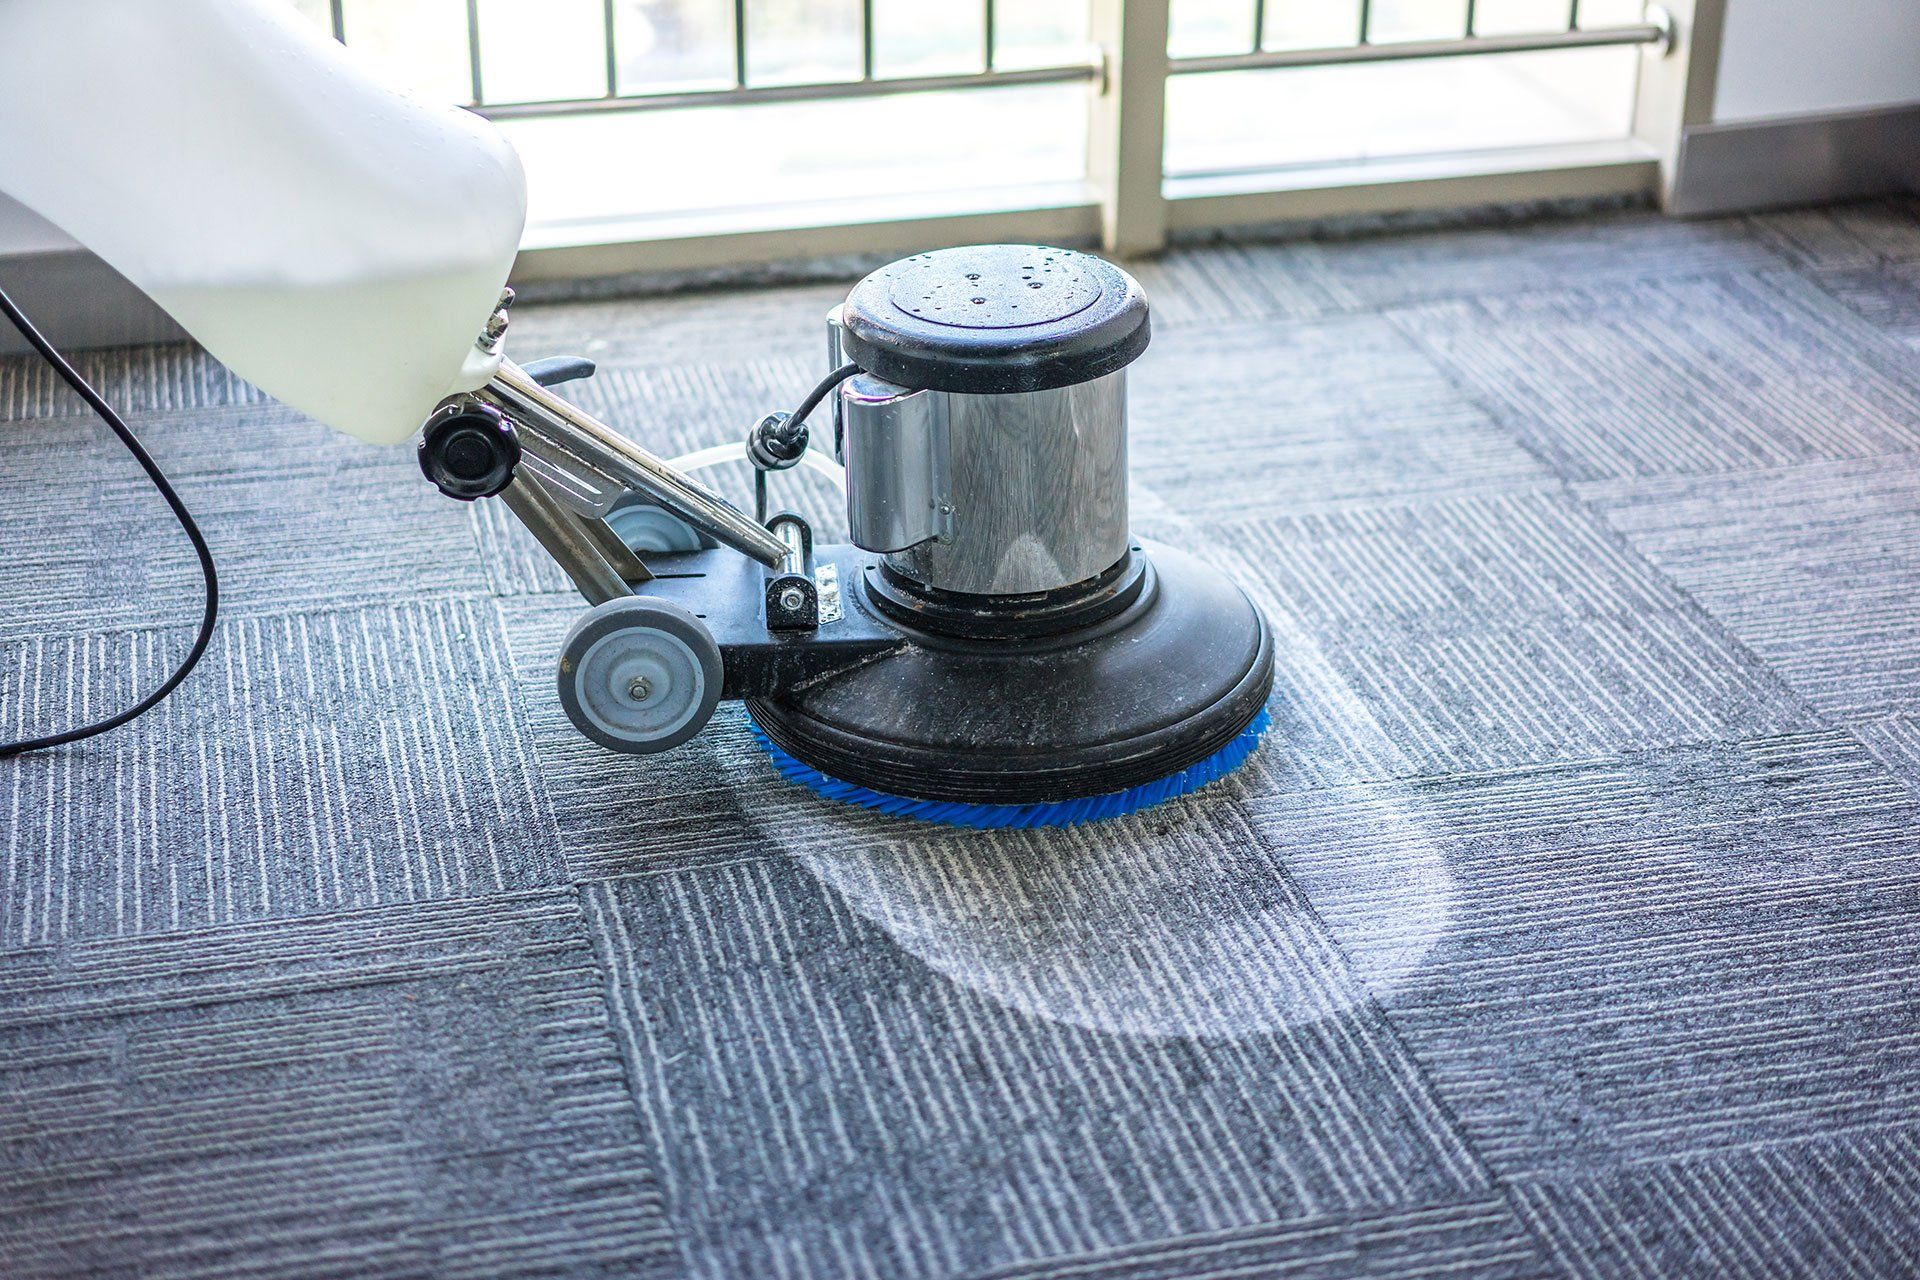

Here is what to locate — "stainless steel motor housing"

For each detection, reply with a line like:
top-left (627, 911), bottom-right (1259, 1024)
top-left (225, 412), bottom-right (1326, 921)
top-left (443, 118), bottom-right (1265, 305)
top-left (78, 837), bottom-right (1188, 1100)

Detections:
top-left (827, 245), bottom-right (1150, 598)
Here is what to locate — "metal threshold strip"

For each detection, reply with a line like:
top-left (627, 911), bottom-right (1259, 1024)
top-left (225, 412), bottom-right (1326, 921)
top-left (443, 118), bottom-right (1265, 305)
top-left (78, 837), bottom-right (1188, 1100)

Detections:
top-left (1170, 16), bottom-right (1673, 77)
top-left (472, 62), bottom-right (1105, 121)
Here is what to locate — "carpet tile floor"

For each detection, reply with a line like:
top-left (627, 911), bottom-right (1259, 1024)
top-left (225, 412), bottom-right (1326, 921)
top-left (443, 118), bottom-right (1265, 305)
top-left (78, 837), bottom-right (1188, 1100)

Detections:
top-left (3, 197), bottom-right (1920, 1278)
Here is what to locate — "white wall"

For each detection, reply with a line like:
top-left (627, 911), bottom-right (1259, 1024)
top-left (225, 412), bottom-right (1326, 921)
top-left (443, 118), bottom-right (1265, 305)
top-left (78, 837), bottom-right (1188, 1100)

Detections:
top-left (1713, 0), bottom-right (1920, 123)
top-left (0, 192), bottom-right (180, 353)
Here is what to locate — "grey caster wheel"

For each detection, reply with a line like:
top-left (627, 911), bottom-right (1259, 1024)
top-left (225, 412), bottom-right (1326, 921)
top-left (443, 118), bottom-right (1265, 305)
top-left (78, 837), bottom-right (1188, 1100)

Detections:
top-left (558, 596), bottom-right (723, 753)
top-left (605, 492), bottom-right (715, 554)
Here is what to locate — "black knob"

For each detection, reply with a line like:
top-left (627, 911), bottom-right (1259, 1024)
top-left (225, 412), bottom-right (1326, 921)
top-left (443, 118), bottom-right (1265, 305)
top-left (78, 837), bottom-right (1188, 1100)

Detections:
top-left (418, 399), bottom-right (519, 501)
top-left (746, 411), bottom-right (808, 471)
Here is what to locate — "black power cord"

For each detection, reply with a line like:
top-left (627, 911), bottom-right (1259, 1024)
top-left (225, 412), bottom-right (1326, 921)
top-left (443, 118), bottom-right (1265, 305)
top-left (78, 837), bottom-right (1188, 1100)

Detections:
top-left (750, 360), bottom-right (862, 524)
top-left (790, 360), bottom-right (862, 430)
top-left (0, 284), bottom-right (218, 757)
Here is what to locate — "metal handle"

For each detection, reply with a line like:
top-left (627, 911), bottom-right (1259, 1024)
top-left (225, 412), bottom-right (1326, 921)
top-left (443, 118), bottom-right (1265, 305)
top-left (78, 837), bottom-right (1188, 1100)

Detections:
top-left (480, 359), bottom-right (791, 568)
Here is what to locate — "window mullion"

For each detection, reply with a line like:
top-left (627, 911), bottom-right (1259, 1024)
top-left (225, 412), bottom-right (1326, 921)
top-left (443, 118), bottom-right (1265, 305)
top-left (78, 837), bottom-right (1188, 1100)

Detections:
top-left (1087, 0), bottom-right (1170, 258)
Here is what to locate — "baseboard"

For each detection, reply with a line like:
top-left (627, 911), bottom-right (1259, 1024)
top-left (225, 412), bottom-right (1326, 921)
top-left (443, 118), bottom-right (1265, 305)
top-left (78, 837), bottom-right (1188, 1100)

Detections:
top-left (1669, 103), bottom-right (1920, 217)
top-left (0, 248), bottom-right (183, 355)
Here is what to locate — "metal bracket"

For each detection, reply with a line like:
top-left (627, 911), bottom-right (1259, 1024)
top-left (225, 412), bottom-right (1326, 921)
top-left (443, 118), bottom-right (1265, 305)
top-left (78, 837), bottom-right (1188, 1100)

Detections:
top-left (763, 513), bottom-right (819, 631)
top-left (497, 471), bottom-right (634, 606)
top-left (837, 373), bottom-right (953, 556)
top-left (1647, 4), bottom-right (1676, 57)
top-left (478, 359), bottom-right (791, 568)
top-left (634, 543), bottom-right (905, 699)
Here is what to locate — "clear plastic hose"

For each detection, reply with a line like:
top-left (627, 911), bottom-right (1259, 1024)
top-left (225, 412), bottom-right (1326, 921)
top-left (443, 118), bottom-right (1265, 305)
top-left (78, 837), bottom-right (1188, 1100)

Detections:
top-left (668, 441), bottom-right (846, 490)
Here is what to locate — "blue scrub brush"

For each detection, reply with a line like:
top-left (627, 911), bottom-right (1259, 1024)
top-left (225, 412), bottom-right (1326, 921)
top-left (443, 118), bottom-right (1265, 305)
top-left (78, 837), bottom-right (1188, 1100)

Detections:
top-left (749, 707), bottom-right (1270, 830)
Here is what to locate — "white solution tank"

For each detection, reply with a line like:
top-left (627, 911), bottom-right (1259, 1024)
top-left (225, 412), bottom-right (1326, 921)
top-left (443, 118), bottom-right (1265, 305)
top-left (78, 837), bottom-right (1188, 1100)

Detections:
top-left (0, 0), bottom-right (528, 445)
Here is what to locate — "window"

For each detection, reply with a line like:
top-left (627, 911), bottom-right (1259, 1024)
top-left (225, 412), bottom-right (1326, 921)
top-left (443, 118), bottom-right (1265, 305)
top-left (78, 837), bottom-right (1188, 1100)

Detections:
top-left (1164, 0), bottom-right (1650, 179)
top-left (284, 1), bottom-right (1690, 266)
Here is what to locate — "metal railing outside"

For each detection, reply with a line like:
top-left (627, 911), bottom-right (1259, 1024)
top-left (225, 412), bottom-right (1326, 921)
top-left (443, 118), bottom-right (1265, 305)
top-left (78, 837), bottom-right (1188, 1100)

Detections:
top-left (366, 0), bottom-right (1105, 121)
top-left (1170, 1), bottom-right (1672, 76)
top-left (316, 0), bottom-right (1670, 122)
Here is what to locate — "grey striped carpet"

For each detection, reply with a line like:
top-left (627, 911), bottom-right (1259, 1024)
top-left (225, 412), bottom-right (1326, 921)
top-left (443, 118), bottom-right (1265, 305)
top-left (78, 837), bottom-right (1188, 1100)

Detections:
top-left (5, 197), bottom-right (1920, 1279)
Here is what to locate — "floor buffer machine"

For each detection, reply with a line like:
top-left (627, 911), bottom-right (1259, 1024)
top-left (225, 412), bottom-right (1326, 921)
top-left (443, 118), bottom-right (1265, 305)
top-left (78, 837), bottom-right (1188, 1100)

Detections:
top-left (0, 0), bottom-right (1272, 827)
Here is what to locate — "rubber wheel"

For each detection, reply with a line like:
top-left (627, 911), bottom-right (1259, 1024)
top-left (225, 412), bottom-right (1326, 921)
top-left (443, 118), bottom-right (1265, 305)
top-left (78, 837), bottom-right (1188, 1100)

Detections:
top-left (605, 493), bottom-right (714, 553)
top-left (558, 596), bottom-right (723, 754)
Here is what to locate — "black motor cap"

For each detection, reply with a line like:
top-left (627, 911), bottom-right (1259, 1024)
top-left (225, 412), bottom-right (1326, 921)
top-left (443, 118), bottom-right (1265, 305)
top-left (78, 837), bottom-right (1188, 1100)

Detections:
top-left (838, 244), bottom-right (1150, 395)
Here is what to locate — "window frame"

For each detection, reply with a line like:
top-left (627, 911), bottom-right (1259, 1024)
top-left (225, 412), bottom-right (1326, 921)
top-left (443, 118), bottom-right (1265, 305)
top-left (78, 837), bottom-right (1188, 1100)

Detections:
top-left (487, 0), bottom-right (1727, 282)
